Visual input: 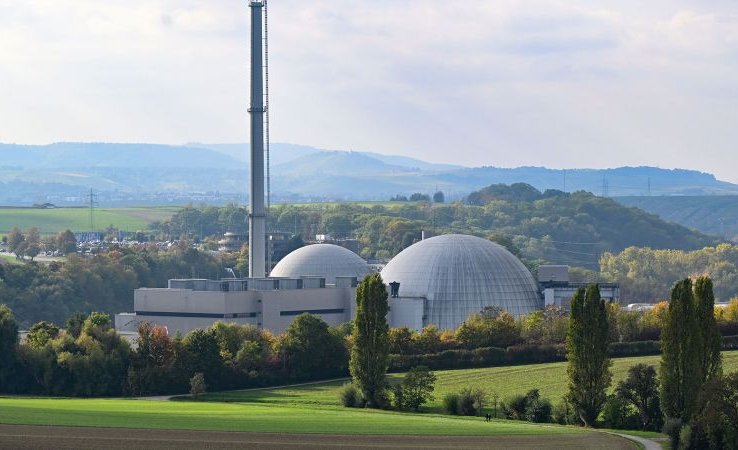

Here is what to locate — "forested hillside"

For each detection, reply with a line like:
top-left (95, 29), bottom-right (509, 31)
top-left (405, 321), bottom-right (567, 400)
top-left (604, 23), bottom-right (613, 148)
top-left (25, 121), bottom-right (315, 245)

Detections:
top-left (600, 245), bottom-right (738, 302)
top-left (616, 195), bottom-right (738, 241)
top-left (156, 183), bottom-right (716, 269)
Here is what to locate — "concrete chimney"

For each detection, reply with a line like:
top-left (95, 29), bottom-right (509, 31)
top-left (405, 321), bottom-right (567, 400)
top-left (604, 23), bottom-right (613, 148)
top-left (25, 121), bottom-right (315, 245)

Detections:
top-left (248, 1), bottom-right (266, 278)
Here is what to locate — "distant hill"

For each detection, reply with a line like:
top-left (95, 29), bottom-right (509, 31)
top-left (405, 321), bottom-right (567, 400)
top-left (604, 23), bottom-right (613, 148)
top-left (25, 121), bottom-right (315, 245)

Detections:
top-left (1, 142), bottom-right (738, 205)
top-left (616, 196), bottom-right (738, 241)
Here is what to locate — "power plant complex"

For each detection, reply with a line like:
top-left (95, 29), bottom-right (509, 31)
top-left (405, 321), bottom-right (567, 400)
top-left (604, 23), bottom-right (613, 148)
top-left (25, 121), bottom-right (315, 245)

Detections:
top-left (114, 2), bottom-right (619, 337)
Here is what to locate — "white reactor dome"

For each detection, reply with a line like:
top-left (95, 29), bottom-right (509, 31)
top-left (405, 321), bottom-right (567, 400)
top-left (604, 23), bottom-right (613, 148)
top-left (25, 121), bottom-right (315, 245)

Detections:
top-left (380, 234), bottom-right (542, 329)
top-left (270, 244), bottom-right (371, 284)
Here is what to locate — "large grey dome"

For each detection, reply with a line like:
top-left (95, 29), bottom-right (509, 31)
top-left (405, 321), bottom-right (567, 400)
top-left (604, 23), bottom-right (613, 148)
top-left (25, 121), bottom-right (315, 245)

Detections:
top-left (270, 244), bottom-right (370, 284)
top-left (380, 234), bottom-right (541, 329)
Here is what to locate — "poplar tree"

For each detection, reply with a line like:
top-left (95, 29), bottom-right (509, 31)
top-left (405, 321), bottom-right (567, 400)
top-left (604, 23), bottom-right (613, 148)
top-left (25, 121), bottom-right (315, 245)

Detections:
top-left (660, 279), bottom-right (701, 420)
top-left (350, 273), bottom-right (390, 408)
top-left (693, 276), bottom-right (722, 382)
top-left (566, 284), bottom-right (612, 426)
top-left (0, 305), bottom-right (19, 392)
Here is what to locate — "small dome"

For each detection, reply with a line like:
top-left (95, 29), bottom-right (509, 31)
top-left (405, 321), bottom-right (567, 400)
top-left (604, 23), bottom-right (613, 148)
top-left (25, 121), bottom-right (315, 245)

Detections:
top-left (270, 244), bottom-right (370, 284)
top-left (380, 234), bottom-right (541, 329)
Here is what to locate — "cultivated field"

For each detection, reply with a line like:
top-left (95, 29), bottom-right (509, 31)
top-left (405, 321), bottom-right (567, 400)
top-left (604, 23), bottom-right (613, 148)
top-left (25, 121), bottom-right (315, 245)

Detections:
top-left (0, 207), bottom-right (179, 235)
top-left (0, 424), bottom-right (636, 449)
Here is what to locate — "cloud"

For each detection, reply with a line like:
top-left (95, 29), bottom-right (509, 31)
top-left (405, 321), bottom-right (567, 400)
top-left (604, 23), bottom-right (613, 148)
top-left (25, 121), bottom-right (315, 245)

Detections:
top-left (0, 1), bottom-right (737, 182)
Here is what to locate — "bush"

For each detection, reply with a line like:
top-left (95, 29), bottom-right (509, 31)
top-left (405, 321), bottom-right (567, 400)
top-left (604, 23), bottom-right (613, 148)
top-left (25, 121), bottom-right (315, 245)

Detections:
top-left (400, 366), bottom-right (436, 411)
top-left (723, 334), bottom-right (738, 350)
top-left (678, 424), bottom-right (691, 450)
top-left (340, 383), bottom-right (362, 408)
top-left (663, 418), bottom-right (683, 450)
top-left (459, 387), bottom-right (486, 416)
top-left (553, 398), bottom-right (579, 425)
top-left (443, 393), bottom-right (461, 415)
top-left (190, 372), bottom-right (206, 398)
top-left (524, 390), bottom-right (552, 423)
top-left (391, 384), bottom-right (404, 410)
top-left (502, 394), bottom-right (528, 420)
top-left (602, 395), bottom-right (638, 430)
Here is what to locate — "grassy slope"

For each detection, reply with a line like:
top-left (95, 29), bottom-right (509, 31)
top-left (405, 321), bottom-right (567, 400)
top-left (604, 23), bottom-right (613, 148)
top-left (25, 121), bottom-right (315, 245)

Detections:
top-left (2, 352), bottom-right (718, 438)
top-left (0, 207), bottom-right (178, 234)
top-left (202, 351), bottom-right (738, 411)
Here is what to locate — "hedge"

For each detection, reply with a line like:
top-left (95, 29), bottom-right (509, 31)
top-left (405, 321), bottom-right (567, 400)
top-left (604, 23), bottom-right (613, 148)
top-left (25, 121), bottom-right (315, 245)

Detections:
top-left (387, 336), bottom-right (738, 373)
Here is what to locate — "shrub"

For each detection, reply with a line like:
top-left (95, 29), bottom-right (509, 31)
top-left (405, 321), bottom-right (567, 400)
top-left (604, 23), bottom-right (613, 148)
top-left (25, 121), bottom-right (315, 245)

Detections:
top-left (678, 424), bottom-right (692, 450)
top-left (390, 384), bottom-right (404, 410)
top-left (190, 372), bottom-right (206, 398)
top-left (601, 395), bottom-right (638, 430)
top-left (400, 366), bottom-right (436, 411)
top-left (524, 389), bottom-right (552, 423)
top-left (459, 387), bottom-right (486, 416)
top-left (663, 418), bottom-right (683, 450)
top-left (340, 383), bottom-right (361, 408)
top-left (553, 398), bottom-right (579, 425)
top-left (502, 394), bottom-right (527, 420)
top-left (443, 393), bottom-right (461, 415)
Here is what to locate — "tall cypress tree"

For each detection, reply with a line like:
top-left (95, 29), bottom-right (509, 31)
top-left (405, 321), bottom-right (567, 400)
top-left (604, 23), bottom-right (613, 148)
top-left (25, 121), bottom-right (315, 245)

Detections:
top-left (350, 273), bottom-right (390, 408)
top-left (566, 284), bottom-right (612, 426)
top-left (660, 279), bottom-right (701, 420)
top-left (0, 305), bottom-right (19, 392)
top-left (693, 276), bottom-right (722, 382)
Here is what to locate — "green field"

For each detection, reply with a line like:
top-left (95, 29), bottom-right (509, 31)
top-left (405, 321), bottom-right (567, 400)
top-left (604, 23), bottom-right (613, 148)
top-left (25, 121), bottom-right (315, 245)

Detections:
top-left (0, 207), bottom-right (179, 235)
top-left (2, 353), bottom-right (732, 439)
top-left (201, 351), bottom-right (738, 412)
top-left (0, 397), bottom-right (579, 436)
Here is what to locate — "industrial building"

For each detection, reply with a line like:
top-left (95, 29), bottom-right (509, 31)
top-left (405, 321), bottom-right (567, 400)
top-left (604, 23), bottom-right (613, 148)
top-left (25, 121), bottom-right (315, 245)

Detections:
top-left (113, 3), bottom-right (619, 337)
top-left (537, 264), bottom-right (620, 308)
top-left (114, 236), bottom-right (623, 335)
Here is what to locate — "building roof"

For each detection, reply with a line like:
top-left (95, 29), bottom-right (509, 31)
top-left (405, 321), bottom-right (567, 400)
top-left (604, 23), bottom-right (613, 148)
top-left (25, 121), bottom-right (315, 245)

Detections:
top-left (270, 243), bottom-right (370, 284)
top-left (380, 234), bottom-right (542, 329)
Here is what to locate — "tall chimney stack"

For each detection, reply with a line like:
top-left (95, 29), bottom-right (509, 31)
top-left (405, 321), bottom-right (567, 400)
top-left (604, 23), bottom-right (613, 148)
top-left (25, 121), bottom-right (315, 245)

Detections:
top-left (248, 1), bottom-right (266, 278)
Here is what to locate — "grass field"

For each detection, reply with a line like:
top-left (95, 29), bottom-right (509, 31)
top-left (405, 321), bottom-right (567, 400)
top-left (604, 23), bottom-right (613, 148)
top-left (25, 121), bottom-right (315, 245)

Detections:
top-left (0, 397), bottom-right (580, 436)
top-left (1, 353), bottom-right (732, 440)
top-left (0, 207), bottom-right (179, 235)
top-left (201, 351), bottom-right (738, 412)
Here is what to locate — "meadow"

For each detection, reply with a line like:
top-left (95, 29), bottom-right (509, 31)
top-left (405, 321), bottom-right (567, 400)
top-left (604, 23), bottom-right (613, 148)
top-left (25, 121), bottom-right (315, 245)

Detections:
top-left (0, 396), bottom-right (578, 436)
top-left (201, 351), bottom-right (738, 412)
top-left (0, 207), bottom-right (179, 235)
top-left (3, 353), bottom-right (712, 446)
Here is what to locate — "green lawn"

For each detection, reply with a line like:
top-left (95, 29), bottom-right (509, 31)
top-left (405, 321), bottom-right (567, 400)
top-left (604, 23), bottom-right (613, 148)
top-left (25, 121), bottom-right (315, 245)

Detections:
top-left (0, 397), bottom-right (578, 436)
top-left (0, 207), bottom-right (179, 234)
top-left (2, 353), bottom-right (733, 438)
top-left (201, 351), bottom-right (738, 412)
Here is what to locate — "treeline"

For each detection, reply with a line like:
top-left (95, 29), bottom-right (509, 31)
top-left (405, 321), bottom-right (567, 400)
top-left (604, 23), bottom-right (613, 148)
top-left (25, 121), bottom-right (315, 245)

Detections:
top-left (385, 302), bottom-right (738, 358)
top-left (153, 183), bottom-right (714, 268)
top-left (0, 244), bottom-right (233, 327)
top-left (0, 307), bottom-right (347, 397)
top-left (601, 244), bottom-right (738, 302)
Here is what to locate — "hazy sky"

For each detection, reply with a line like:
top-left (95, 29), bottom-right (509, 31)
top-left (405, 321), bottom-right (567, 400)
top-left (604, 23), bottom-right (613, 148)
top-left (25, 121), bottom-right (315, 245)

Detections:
top-left (1, 1), bottom-right (737, 181)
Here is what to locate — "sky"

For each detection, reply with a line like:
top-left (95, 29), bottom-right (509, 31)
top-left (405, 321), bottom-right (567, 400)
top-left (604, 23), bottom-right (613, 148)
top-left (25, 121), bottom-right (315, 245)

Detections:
top-left (1, 1), bottom-right (737, 181)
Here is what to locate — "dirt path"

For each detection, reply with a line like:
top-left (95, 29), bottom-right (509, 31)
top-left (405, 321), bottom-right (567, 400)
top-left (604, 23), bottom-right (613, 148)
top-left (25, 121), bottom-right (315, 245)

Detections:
top-left (607, 431), bottom-right (664, 450)
top-left (0, 424), bottom-right (637, 449)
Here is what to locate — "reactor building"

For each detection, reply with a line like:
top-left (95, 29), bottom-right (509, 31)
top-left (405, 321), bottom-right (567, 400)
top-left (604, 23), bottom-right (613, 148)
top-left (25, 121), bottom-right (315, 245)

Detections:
top-left (113, 2), bottom-right (618, 337)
